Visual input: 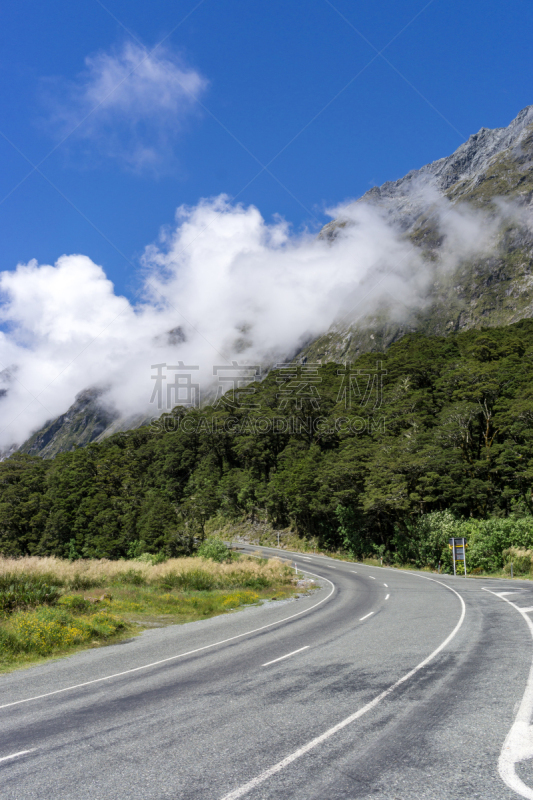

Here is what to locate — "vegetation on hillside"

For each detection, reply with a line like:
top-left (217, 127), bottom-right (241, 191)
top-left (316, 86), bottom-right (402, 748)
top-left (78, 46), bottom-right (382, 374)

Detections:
top-left (2, 320), bottom-right (533, 573)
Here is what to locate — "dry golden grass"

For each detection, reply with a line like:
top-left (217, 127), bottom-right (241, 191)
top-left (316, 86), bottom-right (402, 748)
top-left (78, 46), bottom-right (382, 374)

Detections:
top-left (0, 554), bottom-right (302, 673)
top-left (504, 547), bottom-right (533, 560)
top-left (0, 554), bottom-right (292, 589)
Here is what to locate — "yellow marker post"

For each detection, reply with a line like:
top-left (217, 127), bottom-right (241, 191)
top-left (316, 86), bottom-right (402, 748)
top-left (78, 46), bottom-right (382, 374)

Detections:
top-left (449, 538), bottom-right (468, 576)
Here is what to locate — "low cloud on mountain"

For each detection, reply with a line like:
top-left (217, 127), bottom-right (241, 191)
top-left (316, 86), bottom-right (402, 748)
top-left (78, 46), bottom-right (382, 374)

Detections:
top-left (0, 188), bottom-right (521, 450)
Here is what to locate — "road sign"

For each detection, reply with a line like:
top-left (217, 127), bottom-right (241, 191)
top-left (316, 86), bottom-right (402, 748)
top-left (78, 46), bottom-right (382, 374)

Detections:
top-left (448, 538), bottom-right (468, 576)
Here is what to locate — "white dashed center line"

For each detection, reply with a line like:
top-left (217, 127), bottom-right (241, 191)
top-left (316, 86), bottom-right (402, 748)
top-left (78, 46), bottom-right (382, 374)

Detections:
top-left (359, 612), bottom-right (374, 621)
top-left (262, 646), bottom-right (310, 667)
top-left (0, 750), bottom-right (35, 764)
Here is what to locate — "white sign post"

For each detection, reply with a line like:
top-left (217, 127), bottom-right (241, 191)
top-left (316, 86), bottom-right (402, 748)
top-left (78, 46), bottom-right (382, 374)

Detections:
top-left (449, 538), bottom-right (468, 576)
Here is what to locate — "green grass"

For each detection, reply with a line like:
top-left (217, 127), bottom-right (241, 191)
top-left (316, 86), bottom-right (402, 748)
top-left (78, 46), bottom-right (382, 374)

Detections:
top-left (0, 554), bottom-right (303, 673)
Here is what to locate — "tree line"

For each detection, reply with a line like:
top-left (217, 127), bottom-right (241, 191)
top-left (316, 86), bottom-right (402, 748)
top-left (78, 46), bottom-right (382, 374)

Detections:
top-left (2, 319), bottom-right (533, 572)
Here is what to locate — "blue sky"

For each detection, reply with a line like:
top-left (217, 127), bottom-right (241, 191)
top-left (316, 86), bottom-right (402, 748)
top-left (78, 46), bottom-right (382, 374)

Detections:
top-left (1, 0), bottom-right (532, 299)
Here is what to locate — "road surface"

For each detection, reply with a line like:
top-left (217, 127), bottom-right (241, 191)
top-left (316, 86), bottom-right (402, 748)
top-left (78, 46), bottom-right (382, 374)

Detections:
top-left (1, 546), bottom-right (533, 799)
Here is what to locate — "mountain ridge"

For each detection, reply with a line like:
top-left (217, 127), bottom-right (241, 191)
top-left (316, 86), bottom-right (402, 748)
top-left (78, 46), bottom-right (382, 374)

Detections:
top-left (15, 104), bottom-right (533, 457)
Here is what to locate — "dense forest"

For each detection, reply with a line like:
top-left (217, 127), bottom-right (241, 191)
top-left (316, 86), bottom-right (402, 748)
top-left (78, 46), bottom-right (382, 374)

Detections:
top-left (2, 319), bottom-right (533, 573)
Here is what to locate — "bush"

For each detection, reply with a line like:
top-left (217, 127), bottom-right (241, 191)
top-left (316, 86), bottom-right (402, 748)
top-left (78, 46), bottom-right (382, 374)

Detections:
top-left (112, 568), bottom-right (146, 586)
top-left (0, 574), bottom-right (61, 614)
top-left (502, 548), bottom-right (533, 575)
top-left (222, 591), bottom-right (259, 608)
top-left (513, 555), bottom-right (531, 574)
top-left (158, 569), bottom-right (216, 591)
top-left (69, 573), bottom-right (104, 591)
top-left (466, 521), bottom-right (533, 572)
top-left (224, 571), bottom-right (271, 590)
top-left (5, 606), bottom-right (126, 656)
top-left (197, 537), bottom-right (231, 563)
top-left (391, 510), bottom-right (461, 571)
top-left (58, 594), bottom-right (92, 612)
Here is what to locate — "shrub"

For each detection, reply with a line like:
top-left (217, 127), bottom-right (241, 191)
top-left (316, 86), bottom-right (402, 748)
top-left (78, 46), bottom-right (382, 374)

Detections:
top-left (158, 569), bottom-right (215, 591)
top-left (5, 607), bottom-right (126, 656)
top-left (513, 555), bottom-right (531, 575)
top-left (0, 574), bottom-right (61, 614)
top-left (112, 568), bottom-right (146, 586)
top-left (391, 510), bottom-right (461, 571)
top-left (69, 574), bottom-right (104, 591)
top-left (58, 594), bottom-right (92, 612)
top-left (502, 548), bottom-right (533, 575)
top-left (197, 537), bottom-right (231, 563)
top-left (221, 591), bottom-right (259, 607)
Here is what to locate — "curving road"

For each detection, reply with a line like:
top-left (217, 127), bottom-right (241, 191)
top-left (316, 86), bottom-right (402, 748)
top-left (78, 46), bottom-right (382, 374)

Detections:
top-left (1, 546), bottom-right (533, 799)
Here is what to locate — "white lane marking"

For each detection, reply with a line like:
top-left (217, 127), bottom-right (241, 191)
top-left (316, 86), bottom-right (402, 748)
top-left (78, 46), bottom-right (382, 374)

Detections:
top-left (262, 646), bottom-right (310, 667)
top-left (497, 591), bottom-right (523, 596)
top-left (484, 589), bottom-right (533, 799)
top-left (385, 594), bottom-right (390, 600)
top-left (519, 608), bottom-right (533, 613)
top-left (300, 557), bottom-right (312, 561)
top-left (368, 577), bottom-right (375, 580)
top-left (351, 571), bottom-right (357, 574)
top-left (328, 566), bottom-right (337, 569)
top-left (383, 583), bottom-right (388, 587)
top-left (359, 612), bottom-right (374, 621)
top-left (0, 570), bottom-right (335, 712)
top-left (220, 576), bottom-right (466, 800)
top-left (0, 749), bottom-right (35, 764)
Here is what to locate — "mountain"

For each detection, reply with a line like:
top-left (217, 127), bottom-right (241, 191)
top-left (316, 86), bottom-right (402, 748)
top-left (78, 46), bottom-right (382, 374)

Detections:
top-left (16, 388), bottom-right (121, 459)
top-left (16, 388), bottom-right (155, 460)
top-left (304, 105), bottom-right (533, 362)
top-left (16, 104), bottom-right (533, 457)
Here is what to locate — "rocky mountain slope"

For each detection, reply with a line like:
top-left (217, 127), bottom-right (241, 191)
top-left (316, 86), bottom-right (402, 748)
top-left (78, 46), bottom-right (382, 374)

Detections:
top-left (17, 104), bottom-right (533, 457)
top-left (305, 105), bottom-right (533, 362)
top-left (17, 389), bottom-right (120, 459)
top-left (17, 388), bottom-right (153, 460)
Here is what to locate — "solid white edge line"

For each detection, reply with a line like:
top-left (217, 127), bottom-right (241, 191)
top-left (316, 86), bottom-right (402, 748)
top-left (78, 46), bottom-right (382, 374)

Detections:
top-left (262, 646), bottom-right (310, 667)
top-left (483, 589), bottom-right (533, 799)
top-left (0, 569), bottom-right (335, 712)
top-left (359, 612), bottom-right (374, 621)
top-left (385, 594), bottom-right (390, 600)
top-left (0, 749), bottom-right (35, 764)
top-left (219, 574), bottom-right (466, 800)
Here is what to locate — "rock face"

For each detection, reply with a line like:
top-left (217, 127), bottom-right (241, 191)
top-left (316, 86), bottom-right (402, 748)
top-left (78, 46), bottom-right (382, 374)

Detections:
top-left (305, 105), bottom-right (533, 363)
top-left (17, 388), bottom-right (155, 459)
top-left (321, 105), bottom-right (533, 238)
top-left (18, 388), bottom-right (120, 459)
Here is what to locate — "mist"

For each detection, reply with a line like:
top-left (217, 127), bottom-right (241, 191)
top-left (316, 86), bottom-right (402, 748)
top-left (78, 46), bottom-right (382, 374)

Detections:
top-left (0, 189), bottom-right (519, 450)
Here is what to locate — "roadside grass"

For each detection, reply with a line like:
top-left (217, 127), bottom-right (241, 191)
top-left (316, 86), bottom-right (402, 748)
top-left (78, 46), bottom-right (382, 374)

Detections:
top-left (0, 555), bottom-right (300, 673)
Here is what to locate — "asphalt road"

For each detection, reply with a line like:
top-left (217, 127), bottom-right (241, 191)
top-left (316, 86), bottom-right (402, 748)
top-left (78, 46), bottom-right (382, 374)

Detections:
top-left (1, 547), bottom-right (533, 799)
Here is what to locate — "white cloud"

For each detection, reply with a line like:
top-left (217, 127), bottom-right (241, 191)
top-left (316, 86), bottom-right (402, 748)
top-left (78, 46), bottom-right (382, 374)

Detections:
top-left (0, 192), bottom-right (519, 450)
top-left (44, 41), bottom-right (207, 171)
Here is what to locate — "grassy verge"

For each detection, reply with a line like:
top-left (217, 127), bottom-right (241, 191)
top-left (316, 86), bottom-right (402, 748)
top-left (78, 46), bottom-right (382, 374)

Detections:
top-left (0, 554), bottom-right (303, 673)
